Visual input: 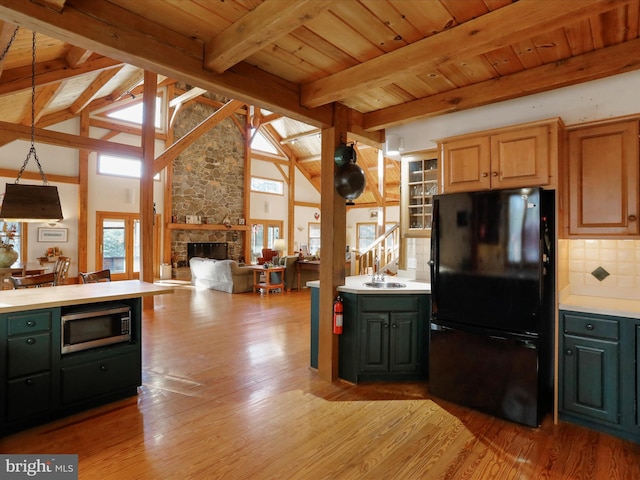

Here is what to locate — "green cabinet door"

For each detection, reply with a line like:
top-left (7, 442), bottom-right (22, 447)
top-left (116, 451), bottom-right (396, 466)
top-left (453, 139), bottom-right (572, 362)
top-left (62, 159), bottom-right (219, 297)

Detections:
top-left (389, 312), bottom-right (419, 372)
top-left (360, 312), bottom-right (390, 373)
top-left (636, 325), bottom-right (640, 430)
top-left (562, 334), bottom-right (619, 425)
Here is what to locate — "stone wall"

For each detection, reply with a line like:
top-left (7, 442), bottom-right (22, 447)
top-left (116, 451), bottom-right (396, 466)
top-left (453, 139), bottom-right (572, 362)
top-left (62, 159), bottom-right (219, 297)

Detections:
top-left (171, 90), bottom-right (246, 265)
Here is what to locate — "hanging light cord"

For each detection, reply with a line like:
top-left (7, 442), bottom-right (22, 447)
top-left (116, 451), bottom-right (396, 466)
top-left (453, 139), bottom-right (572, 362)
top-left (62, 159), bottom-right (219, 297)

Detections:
top-left (15, 31), bottom-right (49, 185)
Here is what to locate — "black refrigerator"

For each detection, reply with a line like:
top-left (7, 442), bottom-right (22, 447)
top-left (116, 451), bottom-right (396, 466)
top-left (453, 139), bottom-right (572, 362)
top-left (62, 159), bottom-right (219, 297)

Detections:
top-left (429, 187), bottom-right (554, 427)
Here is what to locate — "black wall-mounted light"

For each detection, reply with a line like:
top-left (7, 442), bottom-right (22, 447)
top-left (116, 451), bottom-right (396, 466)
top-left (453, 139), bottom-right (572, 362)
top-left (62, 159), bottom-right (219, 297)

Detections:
top-left (0, 30), bottom-right (63, 223)
top-left (333, 142), bottom-right (366, 205)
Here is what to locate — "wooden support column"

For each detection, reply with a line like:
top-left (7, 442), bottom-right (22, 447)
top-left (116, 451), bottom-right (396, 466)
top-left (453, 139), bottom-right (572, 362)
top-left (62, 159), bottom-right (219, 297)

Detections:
top-left (318, 103), bottom-right (348, 381)
top-left (77, 108), bottom-right (89, 277)
top-left (162, 83), bottom-right (174, 266)
top-left (141, 70), bottom-right (157, 309)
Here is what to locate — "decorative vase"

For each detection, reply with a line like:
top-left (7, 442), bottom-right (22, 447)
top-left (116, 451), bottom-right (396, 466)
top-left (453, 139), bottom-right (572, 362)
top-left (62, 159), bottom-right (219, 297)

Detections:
top-left (0, 247), bottom-right (18, 268)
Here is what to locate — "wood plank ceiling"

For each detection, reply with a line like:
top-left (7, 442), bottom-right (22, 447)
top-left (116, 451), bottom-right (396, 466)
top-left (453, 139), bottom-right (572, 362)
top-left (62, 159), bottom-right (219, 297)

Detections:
top-left (0, 0), bottom-right (637, 206)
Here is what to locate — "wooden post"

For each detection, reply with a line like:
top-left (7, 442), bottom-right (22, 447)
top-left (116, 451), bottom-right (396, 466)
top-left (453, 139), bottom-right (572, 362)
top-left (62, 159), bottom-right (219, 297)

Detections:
top-left (77, 109), bottom-right (89, 277)
top-left (141, 71), bottom-right (157, 309)
top-left (318, 103), bottom-right (348, 381)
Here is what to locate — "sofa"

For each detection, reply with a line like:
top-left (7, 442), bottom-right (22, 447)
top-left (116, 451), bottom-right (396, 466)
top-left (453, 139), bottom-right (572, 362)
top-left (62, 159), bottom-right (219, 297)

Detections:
top-left (276, 255), bottom-right (319, 290)
top-left (189, 257), bottom-right (254, 293)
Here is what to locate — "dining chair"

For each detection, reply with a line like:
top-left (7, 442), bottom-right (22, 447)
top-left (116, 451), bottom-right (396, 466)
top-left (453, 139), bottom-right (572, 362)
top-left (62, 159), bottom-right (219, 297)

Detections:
top-left (79, 269), bottom-right (111, 284)
top-left (52, 256), bottom-right (71, 285)
top-left (10, 272), bottom-right (56, 288)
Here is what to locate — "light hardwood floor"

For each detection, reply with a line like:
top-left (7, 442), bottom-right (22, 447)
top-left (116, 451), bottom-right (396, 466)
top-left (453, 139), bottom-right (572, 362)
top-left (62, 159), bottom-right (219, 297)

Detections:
top-left (1, 283), bottom-right (639, 479)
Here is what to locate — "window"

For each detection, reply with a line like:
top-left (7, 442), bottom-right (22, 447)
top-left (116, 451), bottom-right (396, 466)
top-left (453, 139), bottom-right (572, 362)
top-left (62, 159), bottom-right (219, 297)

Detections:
top-left (250, 220), bottom-right (283, 264)
top-left (251, 130), bottom-right (279, 155)
top-left (107, 97), bottom-right (163, 129)
top-left (357, 222), bottom-right (396, 253)
top-left (251, 176), bottom-right (284, 195)
top-left (0, 221), bottom-right (22, 265)
top-left (308, 223), bottom-right (321, 255)
top-left (98, 154), bottom-right (160, 180)
top-left (357, 223), bottom-right (377, 252)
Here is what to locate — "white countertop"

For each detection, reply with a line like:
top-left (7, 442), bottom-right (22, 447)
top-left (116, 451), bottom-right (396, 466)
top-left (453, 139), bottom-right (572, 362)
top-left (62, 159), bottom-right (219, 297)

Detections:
top-left (307, 275), bottom-right (430, 295)
top-left (0, 280), bottom-right (173, 314)
top-left (559, 294), bottom-right (640, 319)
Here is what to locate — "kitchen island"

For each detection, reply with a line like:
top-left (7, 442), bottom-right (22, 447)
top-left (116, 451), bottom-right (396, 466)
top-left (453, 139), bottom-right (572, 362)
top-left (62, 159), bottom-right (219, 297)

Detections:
top-left (0, 280), bottom-right (173, 436)
top-left (308, 276), bottom-right (431, 382)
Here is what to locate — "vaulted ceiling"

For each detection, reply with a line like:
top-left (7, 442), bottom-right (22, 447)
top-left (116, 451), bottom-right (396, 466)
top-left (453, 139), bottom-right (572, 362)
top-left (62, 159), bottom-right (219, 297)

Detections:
top-left (0, 0), bottom-right (638, 206)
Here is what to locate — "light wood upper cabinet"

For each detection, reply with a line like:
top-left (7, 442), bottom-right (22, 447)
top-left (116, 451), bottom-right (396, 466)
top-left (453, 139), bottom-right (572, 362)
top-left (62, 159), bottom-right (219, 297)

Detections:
top-left (566, 119), bottom-right (639, 237)
top-left (400, 150), bottom-right (438, 238)
top-left (439, 119), bottom-right (562, 193)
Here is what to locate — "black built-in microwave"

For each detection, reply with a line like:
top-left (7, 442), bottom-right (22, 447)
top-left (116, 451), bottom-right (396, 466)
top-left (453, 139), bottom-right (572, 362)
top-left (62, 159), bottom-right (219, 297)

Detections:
top-left (61, 303), bottom-right (132, 354)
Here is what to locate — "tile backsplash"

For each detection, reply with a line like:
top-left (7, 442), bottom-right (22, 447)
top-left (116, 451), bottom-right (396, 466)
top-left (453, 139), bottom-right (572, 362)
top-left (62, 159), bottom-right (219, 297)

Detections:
top-left (404, 237), bottom-right (640, 300)
top-left (564, 239), bottom-right (640, 300)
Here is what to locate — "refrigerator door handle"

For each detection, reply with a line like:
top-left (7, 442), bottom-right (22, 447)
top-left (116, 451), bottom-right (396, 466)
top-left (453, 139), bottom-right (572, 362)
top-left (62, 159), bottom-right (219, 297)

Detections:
top-left (430, 197), bottom-right (439, 310)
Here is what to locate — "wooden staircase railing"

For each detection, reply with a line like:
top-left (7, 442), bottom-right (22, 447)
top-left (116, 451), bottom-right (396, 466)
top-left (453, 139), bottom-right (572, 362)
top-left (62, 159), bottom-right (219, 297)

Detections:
top-left (356, 224), bottom-right (400, 275)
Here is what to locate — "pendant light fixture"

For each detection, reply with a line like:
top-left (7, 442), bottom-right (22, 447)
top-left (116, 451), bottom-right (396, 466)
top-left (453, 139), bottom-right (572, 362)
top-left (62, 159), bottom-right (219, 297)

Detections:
top-left (0, 30), bottom-right (63, 222)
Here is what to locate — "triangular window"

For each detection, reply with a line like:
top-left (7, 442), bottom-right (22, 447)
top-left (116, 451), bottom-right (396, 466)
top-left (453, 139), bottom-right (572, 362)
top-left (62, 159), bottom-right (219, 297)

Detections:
top-left (251, 130), bottom-right (279, 155)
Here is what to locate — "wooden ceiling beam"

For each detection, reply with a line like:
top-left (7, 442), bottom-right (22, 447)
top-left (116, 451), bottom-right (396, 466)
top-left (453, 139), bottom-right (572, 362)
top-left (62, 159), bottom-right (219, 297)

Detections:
top-left (168, 86), bottom-right (206, 108)
top-left (0, 21), bottom-right (17, 77)
top-left (22, 82), bottom-right (62, 125)
top-left (107, 69), bottom-right (144, 101)
top-left (301, 0), bottom-right (634, 108)
top-left (70, 66), bottom-right (122, 114)
top-left (0, 56), bottom-right (123, 97)
top-left (65, 45), bottom-right (92, 67)
top-left (204, 0), bottom-right (332, 74)
top-left (0, 0), bottom-right (333, 128)
top-left (363, 35), bottom-right (640, 130)
top-left (0, 119), bottom-right (142, 157)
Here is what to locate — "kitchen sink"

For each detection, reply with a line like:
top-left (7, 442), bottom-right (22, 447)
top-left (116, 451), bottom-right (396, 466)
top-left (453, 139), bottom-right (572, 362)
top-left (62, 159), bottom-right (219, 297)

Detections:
top-left (363, 281), bottom-right (407, 289)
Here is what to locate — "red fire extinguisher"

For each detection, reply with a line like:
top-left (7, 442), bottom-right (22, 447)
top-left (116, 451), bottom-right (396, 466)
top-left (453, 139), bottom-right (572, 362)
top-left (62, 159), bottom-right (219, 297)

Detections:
top-left (333, 296), bottom-right (344, 335)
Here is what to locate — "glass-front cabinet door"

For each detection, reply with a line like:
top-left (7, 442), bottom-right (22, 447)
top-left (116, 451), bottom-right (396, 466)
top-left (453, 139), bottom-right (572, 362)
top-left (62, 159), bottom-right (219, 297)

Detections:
top-left (401, 149), bottom-right (439, 237)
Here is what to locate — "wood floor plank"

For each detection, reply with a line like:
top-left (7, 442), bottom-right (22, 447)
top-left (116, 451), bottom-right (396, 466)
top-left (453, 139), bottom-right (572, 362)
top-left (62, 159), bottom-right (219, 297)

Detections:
top-left (0, 283), bottom-right (639, 479)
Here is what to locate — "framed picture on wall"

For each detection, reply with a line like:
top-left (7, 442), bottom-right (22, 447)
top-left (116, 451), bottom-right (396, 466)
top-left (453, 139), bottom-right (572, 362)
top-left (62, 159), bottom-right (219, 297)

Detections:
top-left (38, 228), bottom-right (68, 242)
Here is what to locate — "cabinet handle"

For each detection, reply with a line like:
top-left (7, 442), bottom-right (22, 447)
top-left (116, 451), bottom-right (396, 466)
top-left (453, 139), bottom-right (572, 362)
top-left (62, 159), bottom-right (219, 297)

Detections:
top-left (629, 215), bottom-right (637, 221)
top-left (25, 379), bottom-right (34, 386)
top-left (585, 323), bottom-right (594, 330)
top-left (383, 323), bottom-right (389, 329)
top-left (100, 364), bottom-right (108, 372)
top-left (26, 337), bottom-right (35, 345)
top-left (492, 171), bottom-right (498, 177)
top-left (482, 172), bottom-right (488, 177)
top-left (26, 320), bottom-right (35, 327)
top-left (565, 349), bottom-right (573, 356)
top-left (391, 323), bottom-right (397, 329)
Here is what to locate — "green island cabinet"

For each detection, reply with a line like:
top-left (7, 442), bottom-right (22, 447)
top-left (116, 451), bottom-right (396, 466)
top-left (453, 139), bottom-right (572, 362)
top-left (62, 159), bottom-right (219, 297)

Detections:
top-left (338, 293), bottom-right (430, 383)
top-left (0, 298), bottom-right (142, 436)
top-left (559, 310), bottom-right (640, 443)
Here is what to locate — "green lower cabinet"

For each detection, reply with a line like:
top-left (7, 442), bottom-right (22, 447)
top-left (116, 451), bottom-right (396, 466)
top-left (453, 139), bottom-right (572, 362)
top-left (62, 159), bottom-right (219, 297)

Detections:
top-left (562, 335), bottom-right (619, 424)
top-left (560, 310), bottom-right (639, 443)
top-left (1, 298), bottom-right (143, 436)
top-left (62, 351), bottom-right (140, 405)
top-left (340, 293), bottom-right (429, 383)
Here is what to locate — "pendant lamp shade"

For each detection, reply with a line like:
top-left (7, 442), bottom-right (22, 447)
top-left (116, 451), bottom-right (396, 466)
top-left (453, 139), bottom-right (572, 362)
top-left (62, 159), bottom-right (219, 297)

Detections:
top-left (0, 31), bottom-right (64, 222)
top-left (0, 183), bottom-right (63, 222)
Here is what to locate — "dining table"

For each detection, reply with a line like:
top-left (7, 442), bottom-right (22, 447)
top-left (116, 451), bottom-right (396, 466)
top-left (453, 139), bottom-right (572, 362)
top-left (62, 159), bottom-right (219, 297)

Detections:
top-left (0, 265), bottom-right (47, 290)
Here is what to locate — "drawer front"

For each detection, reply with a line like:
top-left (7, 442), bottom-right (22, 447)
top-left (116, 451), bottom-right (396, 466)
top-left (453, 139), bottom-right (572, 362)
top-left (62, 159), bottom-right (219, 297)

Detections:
top-left (6, 372), bottom-right (52, 422)
top-left (7, 311), bottom-right (52, 336)
top-left (563, 313), bottom-right (619, 340)
top-left (360, 296), bottom-right (420, 312)
top-left (61, 352), bottom-right (140, 405)
top-left (7, 332), bottom-right (51, 378)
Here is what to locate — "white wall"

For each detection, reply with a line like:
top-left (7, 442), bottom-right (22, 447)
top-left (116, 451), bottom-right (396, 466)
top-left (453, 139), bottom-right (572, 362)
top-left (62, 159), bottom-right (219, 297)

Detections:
top-left (0, 118), bottom-right (166, 276)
